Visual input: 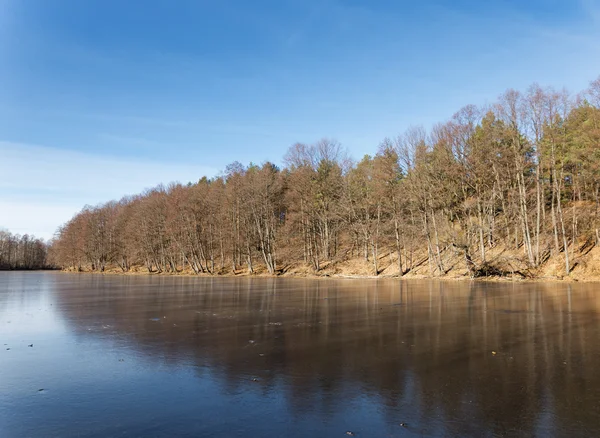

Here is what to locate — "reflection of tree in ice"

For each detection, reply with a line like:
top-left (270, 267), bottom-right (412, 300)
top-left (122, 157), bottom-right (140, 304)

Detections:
top-left (55, 275), bottom-right (600, 436)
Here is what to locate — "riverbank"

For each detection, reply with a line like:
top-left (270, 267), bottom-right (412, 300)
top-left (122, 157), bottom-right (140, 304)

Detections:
top-left (0, 267), bottom-right (59, 271)
top-left (59, 243), bottom-right (600, 283)
top-left (60, 270), bottom-right (600, 283)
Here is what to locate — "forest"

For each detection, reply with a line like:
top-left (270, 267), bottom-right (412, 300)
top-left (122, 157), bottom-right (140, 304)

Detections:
top-left (0, 230), bottom-right (49, 270)
top-left (49, 76), bottom-right (600, 279)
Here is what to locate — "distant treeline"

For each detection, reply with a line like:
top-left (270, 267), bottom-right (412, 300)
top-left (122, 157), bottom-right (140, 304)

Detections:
top-left (0, 230), bottom-right (49, 270)
top-left (50, 76), bottom-right (600, 277)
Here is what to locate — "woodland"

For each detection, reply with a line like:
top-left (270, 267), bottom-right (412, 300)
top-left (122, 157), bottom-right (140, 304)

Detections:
top-left (0, 230), bottom-right (48, 270)
top-left (48, 77), bottom-right (600, 279)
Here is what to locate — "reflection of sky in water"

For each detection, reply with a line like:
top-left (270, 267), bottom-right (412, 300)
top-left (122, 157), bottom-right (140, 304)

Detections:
top-left (1, 273), bottom-right (65, 336)
top-left (0, 272), bottom-right (599, 437)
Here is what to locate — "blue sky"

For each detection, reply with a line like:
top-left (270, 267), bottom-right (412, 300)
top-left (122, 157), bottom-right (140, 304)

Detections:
top-left (1, 0), bottom-right (600, 239)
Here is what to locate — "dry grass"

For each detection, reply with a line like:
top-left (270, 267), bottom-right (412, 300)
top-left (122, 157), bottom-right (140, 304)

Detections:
top-left (65, 240), bottom-right (600, 283)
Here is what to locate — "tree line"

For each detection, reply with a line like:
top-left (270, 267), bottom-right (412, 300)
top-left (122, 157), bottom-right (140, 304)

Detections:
top-left (0, 230), bottom-right (49, 270)
top-left (50, 76), bottom-right (600, 278)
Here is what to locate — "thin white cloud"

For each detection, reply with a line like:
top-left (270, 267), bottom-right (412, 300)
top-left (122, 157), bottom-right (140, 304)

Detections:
top-left (0, 141), bottom-right (217, 239)
top-left (0, 201), bottom-right (75, 240)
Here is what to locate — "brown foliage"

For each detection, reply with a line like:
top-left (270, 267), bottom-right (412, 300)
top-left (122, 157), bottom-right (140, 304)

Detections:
top-left (51, 76), bottom-right (600, 279)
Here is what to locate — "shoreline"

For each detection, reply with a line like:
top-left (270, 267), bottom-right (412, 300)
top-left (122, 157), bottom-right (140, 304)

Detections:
top-left (50, 268), bottom-right (600, 284)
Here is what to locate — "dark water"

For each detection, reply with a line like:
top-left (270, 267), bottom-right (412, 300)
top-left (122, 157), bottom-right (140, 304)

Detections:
top-left (1, 273), bottom-right (600, 437)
